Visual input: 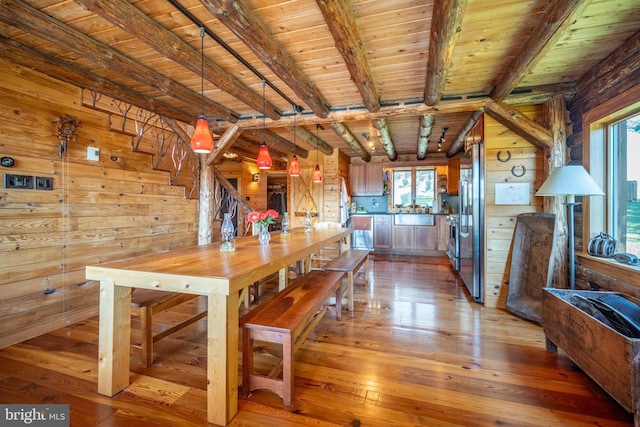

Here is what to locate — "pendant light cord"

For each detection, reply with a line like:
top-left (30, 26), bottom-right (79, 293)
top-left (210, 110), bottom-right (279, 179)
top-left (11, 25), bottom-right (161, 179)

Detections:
top-left (262, 79), bottom-right (266, 144)
top-left (199, 26), bottom-right (205, 116)
top-left (316, 123), bottom-right (319, 165)
top-left (292, 103), bottom-right (296, 155)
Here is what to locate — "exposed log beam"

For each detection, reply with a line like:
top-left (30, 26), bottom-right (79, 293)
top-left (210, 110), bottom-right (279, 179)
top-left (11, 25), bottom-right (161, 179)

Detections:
top-left (372, 119), bottom-right (397, 161)
top-left (329, 122), bottom-right (371, 162)
top-left (490, 0), bottom-right (588, 100)
top-left (210, 83), bottom-right (576, 132)
top-left (446, 110), bottom-right (483, 157)
top-left (214, 169), bottom-right (254, 214)
top-left (424, 0), bottom-right (468, 106)
top-left (417, 114), bottom-right (435, 160)
top-left (570, 29), bottom-right (640, 117)
top-left (206, 124), bottom-right (243, 166)
top-left (75, 0), bottom-right (281, 121)
top-left (484, 99), bottom-right (553, 150)
top-left (316, 0), bottom-right (380, 112)
top-left (542, 94), bottom-right (569, 289)
top-left (0, 36), bottom-right (194, 124)
top-left (0, 0), bottom-right (237, 122)
top-left (243, 129), bottom-right (310, 159)
top-left (293, 126), bottom-right (334, 156)
top-left (201, 0), bottom-right (331, 118)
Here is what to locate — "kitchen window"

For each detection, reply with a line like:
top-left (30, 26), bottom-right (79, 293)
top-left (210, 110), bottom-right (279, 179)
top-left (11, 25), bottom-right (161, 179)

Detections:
top-left (587, 104), bottom-right (640, 259)
top-left (392, 168), bottom-right (435, 209)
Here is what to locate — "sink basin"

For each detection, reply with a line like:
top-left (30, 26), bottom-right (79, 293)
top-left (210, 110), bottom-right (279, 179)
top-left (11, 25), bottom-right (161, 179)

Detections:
top-left (394, 213), bottom-right (435, 226)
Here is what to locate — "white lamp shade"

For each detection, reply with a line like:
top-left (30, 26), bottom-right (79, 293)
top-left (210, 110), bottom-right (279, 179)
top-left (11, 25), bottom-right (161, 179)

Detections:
top-left (536, 165), bottom-right (604, 198)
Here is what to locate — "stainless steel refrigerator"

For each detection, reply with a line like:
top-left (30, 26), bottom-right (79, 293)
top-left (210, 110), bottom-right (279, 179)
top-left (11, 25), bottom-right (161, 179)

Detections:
top-left (458, 142), bottom-right (484, 302)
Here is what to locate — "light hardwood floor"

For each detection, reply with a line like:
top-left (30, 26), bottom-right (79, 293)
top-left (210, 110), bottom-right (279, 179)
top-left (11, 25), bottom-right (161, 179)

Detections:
top-left (0, 255), bottom-right (633, 426)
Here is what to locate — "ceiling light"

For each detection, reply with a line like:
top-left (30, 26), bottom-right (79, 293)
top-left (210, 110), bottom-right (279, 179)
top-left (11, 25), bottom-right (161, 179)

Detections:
top-left (190, 27), bottom-right (214, 154)
top-left (256, 79), bottom-right (272, 170)
top-left (288, 105), bottom-right (301, 177)
top-left (312, 124), bottom-right (323, 183)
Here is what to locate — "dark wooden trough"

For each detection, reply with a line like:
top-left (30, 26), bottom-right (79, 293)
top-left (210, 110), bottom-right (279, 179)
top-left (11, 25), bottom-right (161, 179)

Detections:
top-left (543, 288), bottom-right (640, 426)
top-left (506, 213), bottom-right (557, 324)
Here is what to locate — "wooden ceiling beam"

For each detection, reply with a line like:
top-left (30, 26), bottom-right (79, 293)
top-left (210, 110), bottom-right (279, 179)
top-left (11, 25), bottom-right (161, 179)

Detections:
top-left (445, 110), bottom-right (483, 157)
top-left (490, 0), bottom-right (589, 100)
top-left (207, 124), bottom-right (243, 166)
top-left (209, 83), bottom-right (576, 132)
top-left (329, 122), bottom-right (371, 162)
top-left (0, 0), bottom-right (238, 123)
top-left (293, 126), bottom-right (334, 156)
top-left (417, 114), bottom-right (435, 160)
top-left (75, 0), bottom-right (281, 121)
top-left (201, 0), bottom-right (331, 118)
top-left (316, 0), bottom-right (380, 112)
top-left (243, 129), bottom-right (310, 159)
top-left (424, 0), bottom-right (468, 106)
top-left (484, 100), bottom-right (552, 150)
top-left (372, 119), bottom-right (397, 161)
top-left (0, 36), bottom-right (195, 123)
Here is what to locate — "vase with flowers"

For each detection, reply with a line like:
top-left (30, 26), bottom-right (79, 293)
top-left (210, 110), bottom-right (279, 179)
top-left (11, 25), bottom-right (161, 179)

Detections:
top-left (247, 209), bottom-right (279, 244)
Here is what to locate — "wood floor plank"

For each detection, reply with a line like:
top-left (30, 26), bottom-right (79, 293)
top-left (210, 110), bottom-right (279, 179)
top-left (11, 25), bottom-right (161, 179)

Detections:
top-left (0, 255), bottom-right (634, 426)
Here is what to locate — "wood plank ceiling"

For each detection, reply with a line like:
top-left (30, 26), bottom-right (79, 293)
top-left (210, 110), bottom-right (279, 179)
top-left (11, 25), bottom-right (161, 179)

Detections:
top-left (0, 0), bottom-right (639, 164)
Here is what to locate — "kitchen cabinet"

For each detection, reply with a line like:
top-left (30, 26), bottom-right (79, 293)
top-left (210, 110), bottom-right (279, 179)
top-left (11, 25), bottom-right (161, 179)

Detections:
top-left (436, 215), bottom-right (449, 251)
top-left (415, 226), bottom-right (437, 251)
top-left (447, 158), bottom-right (460, 194)
top-left (393, 225), bottom-right (414, 250)
top-left (349, 163), bottom-right (383, 195)
top-left (393, 224), bottom-right (438, 251)
top-left (374, 215), bottom-right (392, 249)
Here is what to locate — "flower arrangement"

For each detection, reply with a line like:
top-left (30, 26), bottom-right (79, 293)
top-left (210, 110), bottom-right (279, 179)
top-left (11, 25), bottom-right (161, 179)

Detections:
top-left (247, 209), bottom-right (279, 228)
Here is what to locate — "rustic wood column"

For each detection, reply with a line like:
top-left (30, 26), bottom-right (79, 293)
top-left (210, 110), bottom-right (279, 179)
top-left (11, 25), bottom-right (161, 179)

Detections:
top-left (198, 157), bottom-right (215, 245)
top-left (543, 94), bottom-right (569, 288)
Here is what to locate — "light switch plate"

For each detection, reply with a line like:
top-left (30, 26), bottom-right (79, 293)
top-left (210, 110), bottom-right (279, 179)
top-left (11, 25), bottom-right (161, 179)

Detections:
top-left (87, 146), bottom-right (99, 161)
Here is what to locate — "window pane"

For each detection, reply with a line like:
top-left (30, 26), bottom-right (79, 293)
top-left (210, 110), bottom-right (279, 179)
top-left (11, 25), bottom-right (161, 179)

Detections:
top-left (415, 169), bottom-right (435, 208)
top-left (393, 170), bottom-right (412, 207)
top-left (611, 113), bottom-right (640, 256)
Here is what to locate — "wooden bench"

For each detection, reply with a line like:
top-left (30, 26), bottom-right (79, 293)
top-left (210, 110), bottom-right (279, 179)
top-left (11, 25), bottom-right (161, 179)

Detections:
top-left (322, 249), bottom-right (369, 312)
top-left (240, 269), bottom-right (345, 406)
top-left (130, 289), bottom-right (207, 368)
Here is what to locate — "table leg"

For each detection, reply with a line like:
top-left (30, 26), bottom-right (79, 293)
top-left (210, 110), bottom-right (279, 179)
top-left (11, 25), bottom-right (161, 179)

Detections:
top-left (97, 281), bottom-right (131, 397)
top-left (279, 267), bottom-right (288, 290)
top-left (207, 292), bottom-right (238, 425)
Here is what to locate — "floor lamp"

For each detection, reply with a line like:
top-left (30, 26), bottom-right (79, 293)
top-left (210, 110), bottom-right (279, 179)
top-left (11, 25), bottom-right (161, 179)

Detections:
top-left (536, 165), bottom-right (604, 289)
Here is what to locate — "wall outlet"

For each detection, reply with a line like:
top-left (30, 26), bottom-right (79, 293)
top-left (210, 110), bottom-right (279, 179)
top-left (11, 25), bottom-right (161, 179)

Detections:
top-left (87, 146), bottom-right (99, 161)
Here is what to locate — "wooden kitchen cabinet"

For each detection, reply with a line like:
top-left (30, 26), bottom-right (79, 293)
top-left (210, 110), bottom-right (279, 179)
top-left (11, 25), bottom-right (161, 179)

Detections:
top-left (349, 163), bottom-right (383, 195)
top-left (393, 225), bottom-right (414, 250)
top-left (414, 226), bottom-right (437, 251)
top-left (436, 215), bottom-right (449, 251)
top-left (447, 158), bottom-right (460, 194)
top-left (374, 215), bottom-right (392, 249)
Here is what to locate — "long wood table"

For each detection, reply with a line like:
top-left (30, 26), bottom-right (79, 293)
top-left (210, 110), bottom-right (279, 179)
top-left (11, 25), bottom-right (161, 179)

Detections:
top-left (86, 226), bottom-right (352, 426)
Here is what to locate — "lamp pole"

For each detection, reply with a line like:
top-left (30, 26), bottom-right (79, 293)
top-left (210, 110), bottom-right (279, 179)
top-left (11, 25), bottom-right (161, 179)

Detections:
top-left (566, 195), bottom-right (576, 289)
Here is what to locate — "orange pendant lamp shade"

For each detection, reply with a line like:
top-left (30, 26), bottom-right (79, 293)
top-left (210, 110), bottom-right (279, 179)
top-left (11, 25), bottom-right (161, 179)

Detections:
top-left (288, 154), bottom-right (301, 177)
top-left (256, 143), bottom-right (272, 169)
top-left (312, 164), bottom-right (323, 182)
top-left (190, 116), bottom-right (214, 154)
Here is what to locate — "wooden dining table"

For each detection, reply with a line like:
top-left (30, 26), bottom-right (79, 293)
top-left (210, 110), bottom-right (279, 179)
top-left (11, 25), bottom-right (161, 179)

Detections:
top-left (86, 226), bottom-right (352, 426)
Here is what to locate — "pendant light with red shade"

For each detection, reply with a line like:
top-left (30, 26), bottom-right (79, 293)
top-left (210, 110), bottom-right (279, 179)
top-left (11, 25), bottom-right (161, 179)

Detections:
top-left (288, 105), bottom-right (301, 177)
top-left (312, 123), bottom-right (323, 183)
top-left (190, 27), bottom-right (214, 154)
top-left (256, 79), bottom-right (272, 170)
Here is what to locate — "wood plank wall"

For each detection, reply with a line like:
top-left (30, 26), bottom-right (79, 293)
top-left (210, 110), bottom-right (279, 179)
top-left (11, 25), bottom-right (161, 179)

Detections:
top-left (0, 59), bottom-right (198, 348)
top-left (483, 106), bottom-right (544, 307)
